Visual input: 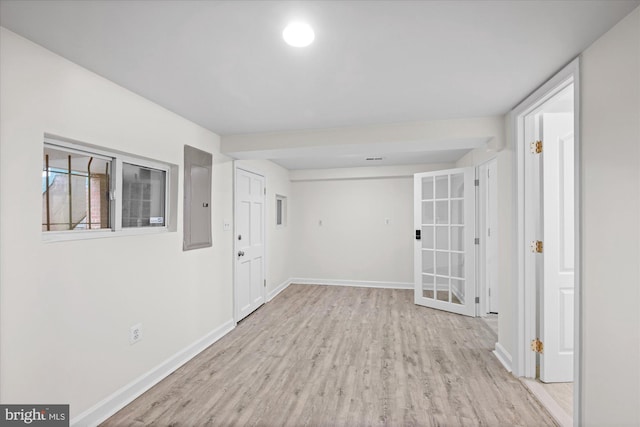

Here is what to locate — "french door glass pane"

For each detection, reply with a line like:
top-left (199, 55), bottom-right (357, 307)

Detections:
top-left (436, 226), bottom-right (449, 250)
top-left (422, 250), bottom-right (434, 274)
top-left (423, 274), bottom-right (435, 299)
top-left (451, 200), bottom-right (464, 225)
top-left (451, 253), bottom-right (465, 278)
top-left (436, 276), bottom-right (449, 302)
top-left (436, 175), bottom-right (448, 199)
top-left (452, 279), bottom-right (465, 305)
top-left (451, 173), bottom-right (464, 198)
top-left (422, 226), bottom-right (434, 249)
top-left (451, 226), bottom-right (464, 251)
top-left (422, 201), bottom-right (434, 224)
top-left (436, 201), bottom-right (448, 224)
top-left (422, 177), bottom-right (434, 200)
top-left (436, 251), bottom-right (449, 276)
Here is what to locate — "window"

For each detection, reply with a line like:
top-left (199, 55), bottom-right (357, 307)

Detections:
top-left (122, 163), bottom-right (166, 228)
top-left (42, 145), bottom-right (112, 231)
top-left (43, 137), bottom-right (173, 241)
top-left (275, 194), bottom-right (287, 227)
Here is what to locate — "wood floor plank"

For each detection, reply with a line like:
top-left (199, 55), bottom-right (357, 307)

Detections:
top-left (103, 285), bottom-right (556, 426)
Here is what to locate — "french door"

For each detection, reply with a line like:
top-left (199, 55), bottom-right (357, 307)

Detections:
top-left (414, 168), bottom-right (476, 316)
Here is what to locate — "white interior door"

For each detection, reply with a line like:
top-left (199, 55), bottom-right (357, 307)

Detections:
top-left (414, 167), bottom-right (476, 317)
top-left (540, 112), bottom-right (575, 382)
top-left (234, 168), bottom-right (265, 322)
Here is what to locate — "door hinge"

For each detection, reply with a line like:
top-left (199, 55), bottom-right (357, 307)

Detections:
top-left (475, 296), bottom-right (480, 304)
top-left (531, 338), bottom-right (544, 353)
top-left (530, 140), bottom-right (543, 154)
top-left (475, 237), bottom-right (480, 245)
top-left (264, 279), bottom-right (266, 287)
top-left (530, 240), bottom-right (543, 253)
top-left (474, 179), bottom-right (480, 187)
top-left (264, 188), bottom-right (266, 195)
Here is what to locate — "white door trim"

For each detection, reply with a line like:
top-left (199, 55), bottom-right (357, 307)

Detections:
top-left (233, 163), bottom-right (267, 324)
top-left (511, 57), bottom-right (581, 425)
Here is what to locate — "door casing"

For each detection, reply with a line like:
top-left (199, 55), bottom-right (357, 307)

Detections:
top-left (511, 58), bottom-right (581, 424)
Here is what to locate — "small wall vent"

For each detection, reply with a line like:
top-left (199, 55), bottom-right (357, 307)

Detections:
top-left (365, 157), bottom-right (384, 161)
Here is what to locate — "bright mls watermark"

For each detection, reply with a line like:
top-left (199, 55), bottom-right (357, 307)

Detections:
top-left (0, 405), bottom-right (69, 426)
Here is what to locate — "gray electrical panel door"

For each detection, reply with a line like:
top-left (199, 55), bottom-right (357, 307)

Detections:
top-left (183, 145), bottom-right (212, 250)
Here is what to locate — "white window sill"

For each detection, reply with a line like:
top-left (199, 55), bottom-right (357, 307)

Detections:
top-left (42, 227), bottom-right (171, 243)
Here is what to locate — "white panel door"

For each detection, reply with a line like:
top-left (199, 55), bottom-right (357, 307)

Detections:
top-left (541, 113), bottom-right (575, 382)
top-left (414, 168), bottom-right (476, 317)
top-left (235, 168), bottom-right (265, 322)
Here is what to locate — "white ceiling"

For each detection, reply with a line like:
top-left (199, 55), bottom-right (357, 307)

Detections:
top-left (1, 0), bottom-right (637, 169)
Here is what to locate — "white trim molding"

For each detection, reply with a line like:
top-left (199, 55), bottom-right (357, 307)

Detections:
top-left (71, 319), bottom-right (235, 427)
top-left (267, 278), bottom-right (293, 302)
top-left (290, 278), bottom-right (413, 290)
top-left (493, 342), bottom-right (513, 373)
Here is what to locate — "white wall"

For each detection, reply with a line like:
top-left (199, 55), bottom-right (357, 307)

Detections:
top-left (580, 7), bottom-right (640, 425)
top-left (0, 28), bottom-right (234, 419)
top-left (291, 178), bottom-right (413, 285)
top-left (290, 164), bottom-right (453, 286)
top-left (235, 159), bottom-right (292, 296)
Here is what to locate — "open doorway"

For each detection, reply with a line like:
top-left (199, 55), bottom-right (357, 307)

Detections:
top-left (478, 159), bottom-right (499, 336)
top-left (513, 58), bottom-right (580, 427)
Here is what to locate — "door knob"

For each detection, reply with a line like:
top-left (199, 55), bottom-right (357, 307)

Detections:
top-left (238, 251), bottom-right (245, 257)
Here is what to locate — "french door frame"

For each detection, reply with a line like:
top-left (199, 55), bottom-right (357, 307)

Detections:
top-left (511, 58), bottom-right (581, 424)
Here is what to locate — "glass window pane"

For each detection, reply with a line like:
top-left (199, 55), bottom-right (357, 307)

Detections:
top-left (43, 146), bottom-right (111, 231)
top-left (422, 250), bottom-right (434, 274)
top-left (436, 226), bottom-right (448, 250)
top-left (451, 253), bottom-right (465, 278)
top-left (435, 175), bottom-right (448, 199)
top-left (451, 226), bottom-right (464, 251)
top-left (436, 276), bottom-right (449, 302)
top-left (452, 279), bottom-right (465, 305)
top-left (122, 163), bottom-right (166, 228)
top-left (422, 177), bottom-right (434, 200)
top-left (436, 251), bottom-right (449, 276)
top-left (436, 201), bottom-right (448, 224)
top-left (422, 226), bottom-right (434, 249)
top-left (422, 201), bottom-right (434, 224)
top-left (451, 173), bottom-right (464, 198)
top-left (451, 200), bottom-right (464, 225)
top-left (422, 274), bottom-right (435, 299)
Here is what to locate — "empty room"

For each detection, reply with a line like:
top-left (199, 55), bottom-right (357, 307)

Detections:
top-left (0, 1), bottom-right (639, 426)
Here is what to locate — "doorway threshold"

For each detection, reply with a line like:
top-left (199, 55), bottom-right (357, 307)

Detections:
top-left (521, 378), bottom-right (572, 427)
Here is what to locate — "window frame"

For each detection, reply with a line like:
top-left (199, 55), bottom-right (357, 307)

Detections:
top-left (275, 194), bottom-right (287, 228)
top-left (42, 137), bottom-right (173, 242)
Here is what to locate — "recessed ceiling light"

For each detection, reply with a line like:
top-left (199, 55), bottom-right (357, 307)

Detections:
top-left (283, 22), bottom-right (315, 47)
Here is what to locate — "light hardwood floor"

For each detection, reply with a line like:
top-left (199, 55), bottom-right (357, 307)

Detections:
top-left (103, 285), bottom-right (556, 426)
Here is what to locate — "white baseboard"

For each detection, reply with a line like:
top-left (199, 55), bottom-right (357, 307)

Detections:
top-left (493, 342), bottom-right (513, 372)
top-left (267, 279), bottom-right (292, 302)
top-left (71, 319), bottom-right (235, 427)
top-left (290, 277), bottom-right (413, 290)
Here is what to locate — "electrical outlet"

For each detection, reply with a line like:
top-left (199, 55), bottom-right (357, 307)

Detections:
top-left (130, 323), bottom-right (142, 345)
top-left (223, 221), bottom-right (231, 231)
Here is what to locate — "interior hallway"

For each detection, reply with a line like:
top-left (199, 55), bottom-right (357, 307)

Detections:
top-left (104, 285), bottom-right (556, 426)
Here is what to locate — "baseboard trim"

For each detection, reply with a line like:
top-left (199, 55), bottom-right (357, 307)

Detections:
top-left (493, 342), bottom-right (513, 373)
top-left (290, 278), bottom-right (413, 290)
top-left (267, 279), bottom-right (292, 302)
top-left (71, 318), bottom-right (235, 427)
